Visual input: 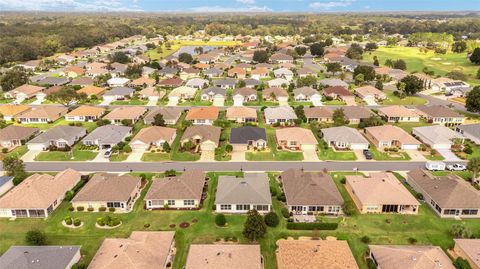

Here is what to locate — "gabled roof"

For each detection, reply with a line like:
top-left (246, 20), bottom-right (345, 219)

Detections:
top-left (104, 106), bottom-right (146, 120)
top-left (226, 107), bottom-right (257, 120)
top-left (416, 105), bottom-right (463, 118)
top-left (18, 106), bottom-right (67, 120)
top-left (215, 173), bottom-right (272, 205)
top-left (378, 105), bottom-right (418, 118)
top-left (88, 231), bottom-right (175, 269)
top-left (456, 124), bottom-right (480, 139)
top-left (145, 170), bottom-right (205, 200)
top-left (104, 87), bottom-right (135, 96)
top-left (321, 126), bottom-right (369, 144)
top-left (341, 106), bottom-right (372, 120)
top-left (72, 173), bottom-right (140, 202)
top-left (66, 105), bottom-right (105, 117)
top-left (29, 125), bottom-right (85, 143)
top-left (0, 169), bottom-right (81, 209)
top-left (276, 127), bottom-right (317, 145)
top-left (263, 87), bottom-right (288, 98)
top-left (77, 85), bottom-right (105, 96)
top-left (0, 104), bottom-right (31, 117)
top-left (304, 107), bottom-right (333, 119)
top-left (131, 126), bottom-right (176, 144)
top-left (264, 106), bottom-right (297, 120)
top-left (0, 125), bottom-right (39, 141)
top-left (82, 125), bottom-right (131, 145)
top-left (412, 125), bottom-right (463, 144)
top-left (293, 86), bottom-right (319, 97)
top-left (0, 246), bottom-right (81, 269)
top-left (181, 125), bottom-right (221, 145)
top-left (144, 107), bottom-right (183, 122)
top-left (281, 169), bottom-right (343, 206)
top-left (186, 244), bottom-right (262, 269)
top-left (369, 245), bottom-right (454, 269)
top-left (454, 239), bottom-right (480, 269)
top-left (233, 87), bottom-right (256, 96)
top-left (366, 125), bottom-right (421, 145)
top-left (185, 107), bottom-right (219, 121)
top-left (407, 169), bottom-right (480, 209)
top-left (201, 87), bottom-right (227, 97)
top-left (324, 86), bottom-right (353, 97)
top-left (230, 126), bottom-right (266, 144)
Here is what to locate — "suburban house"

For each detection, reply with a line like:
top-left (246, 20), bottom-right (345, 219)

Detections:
top-left (432, 79), bottom-right (471, 96)
top-left (71, 173), bottom-right (141, 213)
top-left (200, 87), bottom-right (227, 104)
top-left (323, 86), bottom-right (355, 105)
top-left (37, 77), bottom-right (70, 87)
top-left (0, 176), bottom-right (14, 197)
top-left (251, 67), bottom-right (269, 79)
top-left (293, 86), bottom-right (321, 105)
top-left (280, 169), bottom-right (344, 215)
top-left (276, 239), bottom-right (358, 269)
top-left (103, 106), bottom-right (146, 124)
top-left (0, 169), bottom-right (81, 218)
top-left (456, 124), bottom-right (480, 144)
top-left (185, 244), bottom-right (263, 269)
top-left (345, 172), bottom-right (419, 214)
top-left (61, 66), bottom-right (85, 78)
top-left (226, 106), bottom-right (257, 123)
top-left (88, 231), bottom-right (175, 269)
top-left (270, 53), bottom-right (294, 64)
top-left (416, 105), bottom-right (465, 126)
top-left (17, 106), bottom-right (68, 124)
top-left (0, 104), bottom-right (31, 121)
top-left (181, 125), bottom-right (221, 153)
top-left (5, 84), bottom-right (45, 102)
top-left (185, 107), bottom-right (219, 125)
top-left (274, 68), bottom-right (294, 81)
top-left (229, 126), bottom-right (267, 150)
top-left (130, 77), bottom-right (156, 88)
top-left (276, 127), bottom-right (318, 150)
top-left (406, 169), bottom-right (480, 218)
top-left (158, 77), bottom-right (183, 88)
top-left (369, 245), bottom-right (454, 269)
top-left (319, 78), bottom-right (349, 88)
top-left (341, 106), bottom-right (373, 124)
top-left (321, 126), bottom-right (370, 150)
top-left (365, 125), bottom-right (421, 150)
top-left (267, 78), bottom-right (289, 88)
top-left (204, 67), bottom-right (223, 78)
top-left (412, 125), bottom-right (464, 149)
top-left (27, 125), bottom-right (86, 151)
top-left (243, 78), bottom-right (260, 88)
top-left (354, 85), bottom-right (386, 103)
top-left (103, 87), bottom-right (135, 101)
top-left (228, 67), bottom-right (247, 79)
top-left (82, 125), bottom-right (132, 149)
top-left (168, 86), bottom-right (197, 103)
top-left (65, 105), bottom-right (105, 122)
top-left (263, 87), bottom-right (289, 103)
top-left (213, 78), bottom-right (236, 89)
top-left (144, 107), bottom-right (183, 125)
top-left (145, 170), bottom-right (206, 210)
top-left (215, 173), bottom-right (272, 214)
top-left (453, 239), bottom-right (480, 269)
top-left (185, 78), bottom-right (208, 89)
top-left (130, 126), bottom-right (177, 151)
top-left (303, 107), bottom-right (333, 123)
top-left (264, 106), bottom-right (297, 125)
top-left (77, 85), bottom-right (106, 97)
top-left (138, 87), bottom-right (165, 102)
top-left (0, 125), bottom-right (39, 150)
top-left (378, 105), bottom-right (420, 123)
top-left (0, 246), bottom-right (81, 269)
top-left (232, 87), bottom-right (257, 106)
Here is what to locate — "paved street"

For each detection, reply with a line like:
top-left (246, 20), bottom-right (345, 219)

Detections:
top-left (18, 160), bottom-right (467, 173)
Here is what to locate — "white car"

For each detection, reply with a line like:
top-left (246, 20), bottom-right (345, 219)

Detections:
top-left (446, 164), bottom-right (467, 171)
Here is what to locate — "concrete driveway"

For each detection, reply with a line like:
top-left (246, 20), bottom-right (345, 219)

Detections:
top-left (437, 149), bottom-right (461, 161)
top-left (354, 150), bottom-right (367, 161)
top-left (167, 99), bottom-right (178, 106)
top-left (302, 148), bottom-right (319, 161)
top-left (146, 99), bottom-right (158, 106)
top-left (213, 98), bottom-right (225, 107)
top-left (200, 150), bottom-right (215, 162)
top-left (231, 146), bottom-right (246, 161)
top-left (405, 150), bottom-right (426, 161)
top-left (312, 99), bottom-right (323, 106)
top-left (125, 150), bottom-right (144, 162)
top-left (21, 150), bottom-right (41, 162)
top-left (90, 150), bottom-right (109, 162)
top-left (99, 99), bottom-right (113, 106)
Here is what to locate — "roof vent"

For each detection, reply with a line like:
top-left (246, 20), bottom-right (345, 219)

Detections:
top-left (412, 256), bottom-right (417, 261)
top-left (114, 255), bottom-right (118, 258)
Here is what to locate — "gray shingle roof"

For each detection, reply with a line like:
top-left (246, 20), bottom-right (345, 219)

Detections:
top-left (229, 126), bottom-right (266, 144)
top-left (321, 126), bottom-right (369, 144)
top-left (144, 107), bottom-right (183, 124)
top-left (0, 246), bottom-right (80, 269)
top-left (145, 170), bottom-right (205, 200)
top-left (82, 125), bottom-right (131, 145)
top-left (72, 173), bottom-right (140, 202)
top-left (29, 125), bottom-right (86, 143)
top-left (104, 87), bottom-right (135, 96)
top-left (215, 173), bottom-right (272, 205)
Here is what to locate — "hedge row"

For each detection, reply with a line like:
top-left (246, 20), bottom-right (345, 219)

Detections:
top-left (286, 222), bottom-right (338, 230)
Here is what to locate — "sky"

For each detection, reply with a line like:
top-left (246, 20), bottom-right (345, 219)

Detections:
top-left (0, 0), bottom-right (478, 12)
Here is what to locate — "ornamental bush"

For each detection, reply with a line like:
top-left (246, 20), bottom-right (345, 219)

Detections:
top-left (73, 218), bottom-right (81, 227)
top-left (264, 211), bottom-right (279, 227)
top-left (215, 214), bottom-right (226, 227)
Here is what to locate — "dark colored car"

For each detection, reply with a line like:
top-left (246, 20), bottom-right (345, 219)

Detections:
top-left (363, 149), bottom-right (372, 160)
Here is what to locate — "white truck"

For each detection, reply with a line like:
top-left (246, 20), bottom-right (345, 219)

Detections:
top-left (425, 161), bottom-right (446, 171)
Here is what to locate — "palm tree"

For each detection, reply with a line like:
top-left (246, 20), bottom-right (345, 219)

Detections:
top-left (467, 157), bottom-right (480, 183)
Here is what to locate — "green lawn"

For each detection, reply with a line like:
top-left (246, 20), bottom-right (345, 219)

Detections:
top-left (2, 171), bottom-right (480, 269)
top-left (322, 99), bottom-right (346, 105)
top-left (110, 99), bottom-right (148, 105)
top-left (393, 121), bottom-right (431, 133)
top-left (141, 152), bottom-right (171, 162)
top-left (35, 149), bottom-right (98, 161)
top-left (381, 90), bottom-right (427, 106)
top-left (369, 146), bottom-right (411, 161)
top-left (14, 119), bottom-right (98, 132)
top-left (145, 40), bottom-right (239, 61)
top-left (245, 150), bottom-right (304, 161)
top-left (109, 153), bottom-right (129, 162)
top-left (364, 46), bottom-right (480, 84)
top-left (317, 147), bottom-right (357, 161)
top-left (1, 145), bottom-right (29, 160)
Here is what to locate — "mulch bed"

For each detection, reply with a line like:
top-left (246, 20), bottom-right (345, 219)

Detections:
top-left (179, 222), bottom-right (190, 228)
top-left (169, 224), bottom-right (176, 228)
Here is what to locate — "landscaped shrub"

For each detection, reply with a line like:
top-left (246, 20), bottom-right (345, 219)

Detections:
top-left (108, 207), bottom-right (116, 212)
top-left (453, 257), bottom-right (473, 269)
top-left (264, 211), bottom-right (280, 227)
top-left (407, 237), bottom-right (417, 244)
top-left (281, 207), bottom-right (290, 218)
top-left (464, 147), bottom-right (473, 154)
top-left (87, 207), bottom-right (94, 212)
top-left (25, 229), bottom-right (47, 246)
top-left (98, 206), bottom-right (106, 212)
top-left (366, 258), bottom-right (377, 269)
top-left (215, 214), bottom-right (227, 227)
top-left (1, 148), bottom-right (8, 153)
top-left (144, 223), bottom-right (150, 228)
top-left (286, 222), bottom-right (338, 230)
top-left (64, 216), bottom-right (73, 225)
top-left (361, 236), bottom-right (371, 244)
top-left (73, 218), bottom-right (81, 227)
top-left (342, 201), bottom-right (357, 216)
top-left (68, 206), bottom-right (74, 211)
top-left (64, 190), bottom-right (74, 201)
top-left (277, 193), bottom-right (286, 202)
top-left (96, 217), bottom-right (105, 226)
top-left (76, 206), bottom-right (84, 211)
top-left (270, 185), bottom-right (278, 196)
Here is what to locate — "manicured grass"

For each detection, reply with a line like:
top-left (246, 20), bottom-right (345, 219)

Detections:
top-left (393, 121), bottom-right (431, 133)
top-left (14, 119), bottom-right (98, 132)
top-left (322, 99), bottom-right (346, 105)
top-left (424, 153), bottom-right (445, 161)
top-left (141, 152), bottom-right (171, 162)
top-left (1, 171), bottom-right (480, 269)
top-left (109, 153), bottom-right (129, 162)
top-left (245, 151), bottom-right (304, 161)
top-left (369, 147), bottom-right (411, 161)
top-left (364, 46), bottom-right (480, 84)
top-left (431, 170), bottom-right (474, 181)
top-left (110, 99), bottom-right (148, 105)
top-left (317, 147), bottom-right (357, 161)
top-left (34, 149), bottom-right (98, 161)
top-left (381, 90), bottom-right (427, 106)
top-left (2, 145), bottom-right (29, 159)
top-left (145, 40), bottom-right (239, 61)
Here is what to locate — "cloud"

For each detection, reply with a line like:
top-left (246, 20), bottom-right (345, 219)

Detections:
top-left (189, 5), bottom-right (272, 12)
top-left (236, 0), bottom-right (256, 4)
top-left (309, 0), bottom-right (355, 9)
top-left (0, 0), bottom-right (143, 11)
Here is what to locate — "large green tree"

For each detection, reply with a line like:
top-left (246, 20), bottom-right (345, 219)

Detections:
top-left (253, 50), bottom-right (269, 63)
top-left (309, 43), bottom-right (324, 56)
top-left (346, 43), bottom-right (363, 60)
top-left (353, 65), bottom-right (375, 81)
top-left (333, 108), bottom-right (347, 126)
top-left (243, 209), bottom-right (267, 241)
top-left (470, 48), bottom-right (480, 65)
top-left (398, 75), bottom-right (424, 95)
top-left (0, 67), bottom-right (29, 92)
top-left (452, 40), bottom-right (467, 53)
top-left (3, 156), bottom-right (26, 184)
top-left (326, 62), bottom-right (342, 75)
top-left (467, 157), bottom-right (480, 182)
top-left (46, 87), bottom-right (88, 106)
top-left (466, 86), bottom-right (480, 112)
top-left (178, 53), bottom-right (193, 64)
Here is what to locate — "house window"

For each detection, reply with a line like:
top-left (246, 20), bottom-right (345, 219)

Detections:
top-left (220, 204), bottom-right (231, 210)
top-left (148, 201), bottom-right (152, 207)
top-left (167, 200), bottom-right (175, 206)
top-left (236, 204), bottom-right (250, 211)
top-left (328, 206), bottom-right (340, 213)
top-left (107, 202), bottom-right (122, 208)
top-left (461, 209), bottom-right (478, 215)
top-left (254, 205), bottom-right (269, 211)
top-left (184, 200), bottom-right (195, 206)
top-left (443, 209), bottom-right (456, 215)
top-left (151, 200), bottom-right (164, 206)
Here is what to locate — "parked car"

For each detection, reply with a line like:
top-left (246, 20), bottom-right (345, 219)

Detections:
top-left (446, 163), bottom-right (466, 171)
top-left (363, 149), bottom-right (372, 160)
top-left (104, 149), bottom-right (112, 158)
top-left (425, 161), bottom-right (446, 171)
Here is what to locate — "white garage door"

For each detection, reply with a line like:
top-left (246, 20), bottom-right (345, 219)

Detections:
top-left (27, 143), bottom-right (45, 151)
top-left (432, 143), bottom-right (453, 150)
top-left (350, 143), bottom-right (369, 150)
top-left (402, 144), bottom-right (419, 150)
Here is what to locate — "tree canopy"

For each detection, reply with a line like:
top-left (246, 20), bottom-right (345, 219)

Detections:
top-left (0, 67), bottom-right (29, 92)
top-left (398, 75), bottom-right (424, 95)
top-left (466, 86), bottom-right (480, 112)
top-left (243, 209), bottom-right (267, 241)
